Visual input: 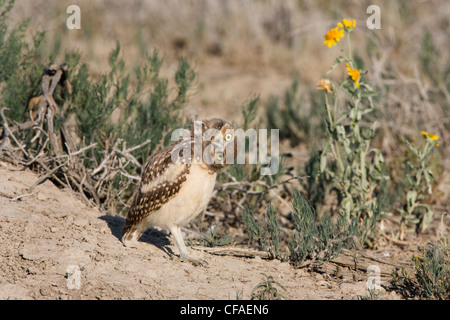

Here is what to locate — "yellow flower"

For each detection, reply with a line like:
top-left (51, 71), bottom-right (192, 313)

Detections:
top-left (346, 63), bottom-right (360, 88)
top-left (421, 131), bottom-right (438, 140)
top-left (338, 18), bottom-right (356, 31)
top-left (421, 131), bottom-right (439, 146)
top-left (323, 27), bottom-right (344, 47)
top-left (317, 79), bottom-right (333, 93)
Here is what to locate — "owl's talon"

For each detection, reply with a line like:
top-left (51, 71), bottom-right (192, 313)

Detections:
top-left (188, 258), bottom-right (208, 267)
top-left (176, 255), bottom-right (207, 267)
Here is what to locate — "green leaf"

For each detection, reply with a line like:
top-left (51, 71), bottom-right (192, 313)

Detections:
top-left (336, 125), bottom-right (346, 137)
top-left (242, 96), bottom-right (260, 131)
top-left (359, 90), bottom-right (379, 98)
top-left (373, 149), bottom-right (385, 170)
top-left (424, 169), bottom-right (434, 194)
top-left (326, 56), bottom-right (346, 75)
top-left (360, 107), bottom-right (374, 116)
top-left (407, 190), bottom-right (417, 210)
top-left (420, 205), bottom-right (434, 232)
top-left (402, 137), bottom-right (419, 156)
top-left (349, 108), bottom-right (362, 122)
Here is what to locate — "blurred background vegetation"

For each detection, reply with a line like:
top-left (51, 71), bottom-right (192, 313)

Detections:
top-left (7, 0), bottom-right (449, 139)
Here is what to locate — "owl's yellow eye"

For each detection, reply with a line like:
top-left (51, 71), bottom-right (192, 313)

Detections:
top-left (225, 133), bottom-right (233, 141)
top-left (216, 153), bottom-right (223, 161)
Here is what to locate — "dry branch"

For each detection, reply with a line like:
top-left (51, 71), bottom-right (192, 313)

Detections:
top-left (26, 160), bottom-right (68, 193)
top-left (328, 248), bottom-right (411, 280)
top-left (0, 63), bottom-right (150, 213)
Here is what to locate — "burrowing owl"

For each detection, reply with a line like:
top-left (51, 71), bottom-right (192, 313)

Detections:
top-left (122, 118), bottom-right (236, 265)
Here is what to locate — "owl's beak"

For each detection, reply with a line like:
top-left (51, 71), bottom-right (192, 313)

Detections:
top-left (212, 140), bottom-right (223, 150)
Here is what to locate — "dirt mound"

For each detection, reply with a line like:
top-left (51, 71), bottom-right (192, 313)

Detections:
top-left (0, 161), bottom-right (406, 300)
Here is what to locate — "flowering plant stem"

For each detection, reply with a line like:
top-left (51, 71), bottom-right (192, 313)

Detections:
top-left (399, 135), bottom-right (438, 239)
top-left (347, 34), bottom-right (352, 61)
top-left (319, 20), bottom-right (388, 245)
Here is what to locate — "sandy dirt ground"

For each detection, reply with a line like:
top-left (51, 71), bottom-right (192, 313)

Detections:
top-left (5, 160), bottom-right (445, 301)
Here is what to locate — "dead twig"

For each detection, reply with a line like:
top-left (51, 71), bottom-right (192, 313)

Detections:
top-left (0, 108), bottom-right (30, 159)
top-left (10, 192), bottom-right (34, 202)
top-left (27, 160), bottom-right (68, 193)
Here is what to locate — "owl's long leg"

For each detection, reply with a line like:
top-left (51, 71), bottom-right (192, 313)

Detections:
top-left (169, 225), bottom-right (205, 266)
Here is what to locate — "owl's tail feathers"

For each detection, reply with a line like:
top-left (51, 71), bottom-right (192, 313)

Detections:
top-left (121, 221), bottom-right (142, 247)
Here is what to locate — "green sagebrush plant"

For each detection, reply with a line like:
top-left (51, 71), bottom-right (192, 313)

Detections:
top-left (251, 273), bottom-right (287, 300)
top-left (0, 0), bottom-right (45, 122)
top-left (412, 238), bottom-right (450, 300)
top-left (243, 203), bottom-right (284, 261)
top-left (266, 78), bottom-right (325, 146)
top-left (288, 191), bottom-right (360, 267)
top-left (393, 238), bottom-right (450, 300)
top-left (243, 192), bottom-right (356, 267)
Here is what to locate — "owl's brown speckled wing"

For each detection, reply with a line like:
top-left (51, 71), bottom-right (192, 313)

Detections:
top-left (122, 139), bottom-right (191, 241)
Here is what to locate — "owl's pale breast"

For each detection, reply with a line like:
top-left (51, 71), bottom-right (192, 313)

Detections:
top-left (142, 164), bottom-right (217, 229)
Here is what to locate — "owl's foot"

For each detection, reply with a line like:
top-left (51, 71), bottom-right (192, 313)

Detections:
top-left (174, 254), bottom-right (207, 267)
top-left (122, 239), bottom-right (139, 248)
top-left (169, 226), bottom-right (207, 266)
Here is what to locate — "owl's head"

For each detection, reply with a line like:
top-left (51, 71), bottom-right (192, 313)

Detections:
top-left (192, 118), bottom-right (237, 171)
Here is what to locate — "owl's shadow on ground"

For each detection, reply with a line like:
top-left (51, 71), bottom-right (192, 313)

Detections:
top-left (99, 215), bottom-right (175, 257)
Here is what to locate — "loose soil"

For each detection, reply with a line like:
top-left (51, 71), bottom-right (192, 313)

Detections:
top-left (2, 160), bottom-right (448, 300)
